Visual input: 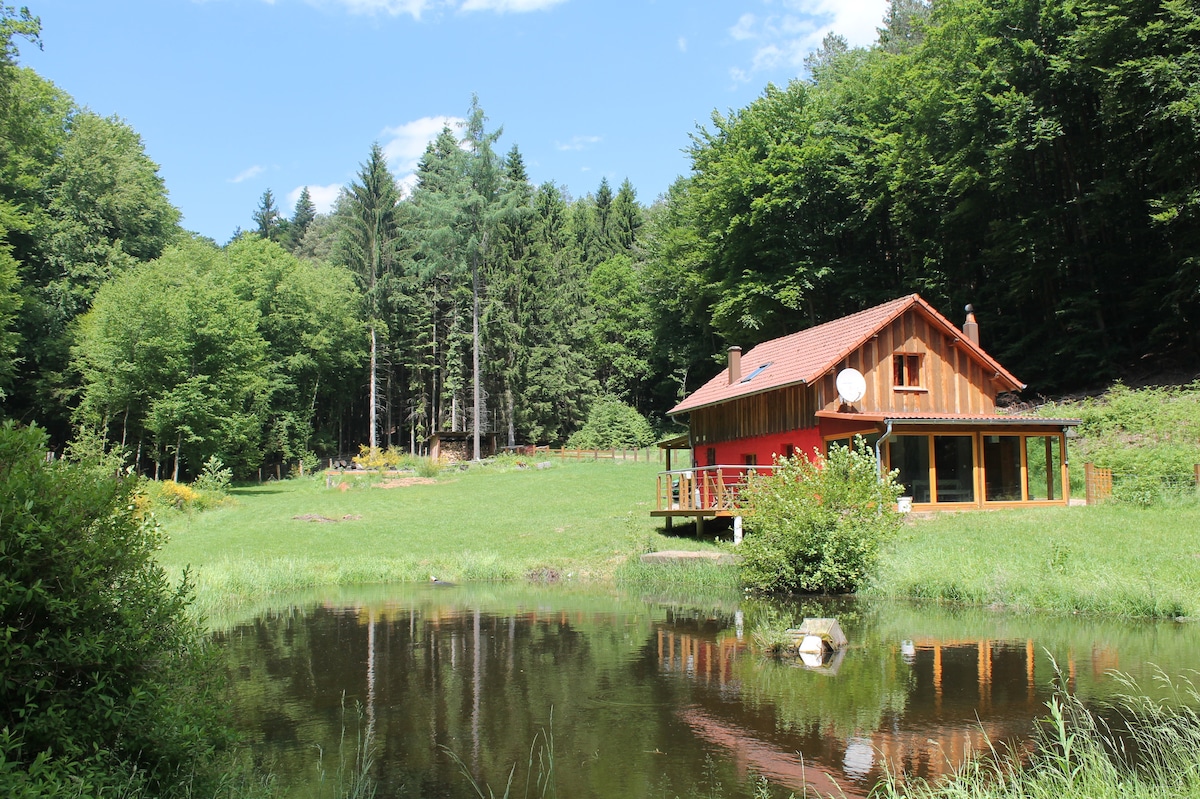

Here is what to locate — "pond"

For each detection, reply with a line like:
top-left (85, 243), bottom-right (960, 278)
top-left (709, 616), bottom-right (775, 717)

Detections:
top-left (216, 584), bottom-right (1200, 798)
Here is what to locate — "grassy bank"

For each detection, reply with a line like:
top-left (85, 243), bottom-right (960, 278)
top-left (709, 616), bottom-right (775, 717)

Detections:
top-left (867, 502), bottom-right (1200, 617)
top-left (158, 458), bottom-right (720, 616)
top-left (160, 455), bottom-right (1200, 620)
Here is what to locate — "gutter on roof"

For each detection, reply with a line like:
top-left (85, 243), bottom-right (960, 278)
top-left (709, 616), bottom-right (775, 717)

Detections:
top-left (881, 416), bottom-right (1081, 427)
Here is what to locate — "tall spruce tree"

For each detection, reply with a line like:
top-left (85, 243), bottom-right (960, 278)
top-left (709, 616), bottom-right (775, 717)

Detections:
top-left (253, 188), bottom-right (283, 242)
top-left (287, 186), bottom-right (316, 252)
top-left (461, 95), bottom-right (505, 460)
top-left (338, 144), bottom-right (399, 450)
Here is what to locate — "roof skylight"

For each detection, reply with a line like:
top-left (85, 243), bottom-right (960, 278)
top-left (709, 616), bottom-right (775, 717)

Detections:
top-left (740, 362), bottom-right (772, 383)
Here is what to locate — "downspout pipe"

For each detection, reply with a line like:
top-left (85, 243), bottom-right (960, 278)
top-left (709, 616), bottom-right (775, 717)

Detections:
top-left (875, 419), bottom-right (894, 481)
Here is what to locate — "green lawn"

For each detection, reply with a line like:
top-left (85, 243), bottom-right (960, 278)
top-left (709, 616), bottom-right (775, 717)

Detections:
top-left (161, 458), bottom-right (1200, 620)
top-left (866, 502), bottom-right (1200, 618)
top-left (159, 458), bottom-right (720, 615)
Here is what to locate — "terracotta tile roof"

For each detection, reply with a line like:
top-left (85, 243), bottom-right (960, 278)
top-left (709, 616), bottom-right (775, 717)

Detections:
top-left (669, 294), bottom-right (1024, 415)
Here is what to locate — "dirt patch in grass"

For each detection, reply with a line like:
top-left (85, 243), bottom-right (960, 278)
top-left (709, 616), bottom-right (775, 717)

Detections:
top-left (372, 477), bottom-right (437, 489)
top-left (293, 513), bottom-right (363, 523)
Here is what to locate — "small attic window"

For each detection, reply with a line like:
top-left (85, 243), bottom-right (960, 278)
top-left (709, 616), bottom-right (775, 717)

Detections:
top-left (740, 362), bottom-right (772, 383)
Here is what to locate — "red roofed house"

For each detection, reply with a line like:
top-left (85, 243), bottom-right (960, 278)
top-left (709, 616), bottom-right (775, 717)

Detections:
top-left (654, 294), bottom-right (1078, 529)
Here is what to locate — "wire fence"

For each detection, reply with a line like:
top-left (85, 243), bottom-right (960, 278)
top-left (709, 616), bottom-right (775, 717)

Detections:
top-left (1084, 463), bottom-right (1200, 505)
top-left (534, 445), bottom-right (664, 463)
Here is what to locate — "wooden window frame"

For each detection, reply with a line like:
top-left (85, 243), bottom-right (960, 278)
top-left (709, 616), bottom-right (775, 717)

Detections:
top-left (892, 353), bottom-right (926, 391)
top-left (886, 429), bottom-right (1071, 509)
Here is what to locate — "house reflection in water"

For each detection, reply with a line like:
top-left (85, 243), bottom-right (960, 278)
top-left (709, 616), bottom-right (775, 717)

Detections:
top-left (654, 624), bottom-right (1089, 797)
top-left (222, 590), bottom-right (1161, 799)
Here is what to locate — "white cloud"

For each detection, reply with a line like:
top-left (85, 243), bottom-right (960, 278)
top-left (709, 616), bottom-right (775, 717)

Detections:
top-left (320, 0), bottom-right (433, 18)
top-left (459, 0), bottom-right (567, 11)
top-left (381, 115), bottom-right (464, 170)
top-left (229, 165), bottom-right (265, 183)
top-left (729, 13), bottom-right (757, 41)
top-left (677, 36), bottom-right (687, 52)
top-left (555, 135), bottom-right (601, 152)
top-left (287, 183), bottom-right (344, 215)
top-left (311, 0), bottom-right (567, 16)
top-left (728, 0), bottom-right (888, 80)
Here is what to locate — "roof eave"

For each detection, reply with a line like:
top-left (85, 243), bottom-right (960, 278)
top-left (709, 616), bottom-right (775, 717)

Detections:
top-left (668, 379), bottom-right (809, 416)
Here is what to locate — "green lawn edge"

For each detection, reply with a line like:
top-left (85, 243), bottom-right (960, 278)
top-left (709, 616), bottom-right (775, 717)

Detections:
top-left (158, 459), bottom-right (1200, 622)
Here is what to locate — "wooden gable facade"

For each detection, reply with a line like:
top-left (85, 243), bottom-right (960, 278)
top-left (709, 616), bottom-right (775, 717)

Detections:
top-left (659, 294), bottom-right (1078, 516)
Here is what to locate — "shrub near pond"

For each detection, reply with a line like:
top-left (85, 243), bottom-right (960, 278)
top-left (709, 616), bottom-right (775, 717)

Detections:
top-left (0, 422), bottom-right (234, 796)
top-left (739, 440), bottom-right (903, 594)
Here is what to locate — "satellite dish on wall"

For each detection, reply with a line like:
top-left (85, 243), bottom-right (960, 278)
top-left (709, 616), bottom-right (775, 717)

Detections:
top-left (836, 368), bottom-right (867, 405)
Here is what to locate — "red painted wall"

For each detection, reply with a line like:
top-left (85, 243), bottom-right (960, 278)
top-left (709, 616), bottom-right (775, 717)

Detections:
top-left (692, 426), bottom-right (824, 467)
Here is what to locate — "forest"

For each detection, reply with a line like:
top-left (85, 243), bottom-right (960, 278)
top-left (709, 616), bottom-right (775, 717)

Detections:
top-left (1, 0), bottom-right (1199, 479)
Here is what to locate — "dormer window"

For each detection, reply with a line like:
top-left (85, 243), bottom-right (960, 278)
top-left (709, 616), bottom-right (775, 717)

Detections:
top-left (740, 362), bottom-right (772, 383)
top-left (893, 353), bottom-right (922, 388)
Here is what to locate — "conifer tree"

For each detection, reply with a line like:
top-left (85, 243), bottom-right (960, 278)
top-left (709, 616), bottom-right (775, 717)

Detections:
top-left (338, 144), bottom-right (399, 450)
top-left (287, 186), bottom-right (316, 251)
top-left (253, 188), bottom-right (283, 242)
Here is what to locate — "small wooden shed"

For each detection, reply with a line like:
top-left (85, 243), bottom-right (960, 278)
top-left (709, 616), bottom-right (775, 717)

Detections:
top-left (426, 431), bottom-right (497, 463)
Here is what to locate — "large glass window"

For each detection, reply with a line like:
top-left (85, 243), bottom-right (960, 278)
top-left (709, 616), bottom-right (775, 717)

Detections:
top-left (1026, 436), bottom-right (1063, 500)
top-left (889, 436), bottom-right (931, 503)
top-left (933, 435), bottom-right (975, 503)
top-left (983, 435), bottom-right (1023, 501)
top-left (825, 433), bottom-right (881, 456)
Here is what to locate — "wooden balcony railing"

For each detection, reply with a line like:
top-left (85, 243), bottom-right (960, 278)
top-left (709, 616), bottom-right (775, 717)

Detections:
top-left (655, 465), bottom-right (778, 515)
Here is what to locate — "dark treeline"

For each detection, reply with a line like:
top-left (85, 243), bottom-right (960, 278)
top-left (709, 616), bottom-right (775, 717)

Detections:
top-left (3, 0), bottom-right (1199, 478)
top-left (663, 0), bottom-right (1200, 393)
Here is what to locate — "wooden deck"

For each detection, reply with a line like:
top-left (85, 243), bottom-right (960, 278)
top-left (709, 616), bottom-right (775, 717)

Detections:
top-left (651, 465), bottom-right (777, 518)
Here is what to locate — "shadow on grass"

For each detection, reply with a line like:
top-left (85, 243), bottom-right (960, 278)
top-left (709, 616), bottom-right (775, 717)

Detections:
top-left (229, 485), bottom-right (288, 496)
top-left (657, 516), bottom-right (736, 542)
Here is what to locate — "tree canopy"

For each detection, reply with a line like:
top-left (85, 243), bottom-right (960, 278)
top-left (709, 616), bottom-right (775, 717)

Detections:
top-left (5, 0), bottom-right (1200, 471)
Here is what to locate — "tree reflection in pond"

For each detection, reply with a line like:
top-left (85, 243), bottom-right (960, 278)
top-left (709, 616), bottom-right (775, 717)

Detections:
top-left (215, 586), bottom-right (1200, 798)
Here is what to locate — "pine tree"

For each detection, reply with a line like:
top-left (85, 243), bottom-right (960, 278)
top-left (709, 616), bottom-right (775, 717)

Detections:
top-left (253, 188), bottom-right (283, 242)
top-left (612, 178), bottom-right (643, 253)
top-left (287, 186), bottom-right (316, 251)
top-left (338, 144), bottom-right (399, 451)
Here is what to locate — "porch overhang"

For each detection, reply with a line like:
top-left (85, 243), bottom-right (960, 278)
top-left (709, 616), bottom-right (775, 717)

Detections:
top-left (815, 409), bottom-right (1080, 430)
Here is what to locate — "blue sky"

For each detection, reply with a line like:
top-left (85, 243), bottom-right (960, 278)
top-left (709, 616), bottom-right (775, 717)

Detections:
top-left (22, 0), bottom-right (889, 242)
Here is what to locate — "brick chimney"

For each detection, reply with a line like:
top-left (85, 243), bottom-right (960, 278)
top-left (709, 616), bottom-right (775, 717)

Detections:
top-left (727, 346), bottom-right (742, 384)
top-left (963, 304), bottom-right (980, 346)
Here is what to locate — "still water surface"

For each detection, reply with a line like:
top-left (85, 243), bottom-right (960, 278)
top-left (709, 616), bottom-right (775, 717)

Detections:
top-left (216, 584), bottom-right (1200, 798)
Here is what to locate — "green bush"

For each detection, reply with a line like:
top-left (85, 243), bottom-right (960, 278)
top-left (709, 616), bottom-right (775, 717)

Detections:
top-left (738, 439), bottom-right (903, 594)
top-left (0, 421), bottom-right (233, 796)
top-left (567, 395), bottom-right (655, 449)
top-left (193, 454), bottom-right (233, 494)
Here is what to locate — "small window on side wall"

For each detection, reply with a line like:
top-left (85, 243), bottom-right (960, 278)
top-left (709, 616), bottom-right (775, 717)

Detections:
top-left (743, 454), bottom-right (757, 466)
top-left (706, 447), bottom-right (717, 466)
top-left (893, 353), bottom-right (922, 387)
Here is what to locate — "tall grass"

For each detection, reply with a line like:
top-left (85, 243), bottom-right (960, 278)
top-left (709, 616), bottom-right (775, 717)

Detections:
top-left (615, 559), bottom-right (743, 598)
top-left (444, 715), bottom-right (556, 799)
top-left (867, 503), bottom-right (1200, 617)
top-left (879, 669), bottom-right (1200, 799)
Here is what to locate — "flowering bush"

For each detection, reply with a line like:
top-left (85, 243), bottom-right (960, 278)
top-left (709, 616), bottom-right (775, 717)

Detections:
top-left (739, 438), bottom-right (903, 594)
